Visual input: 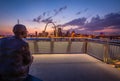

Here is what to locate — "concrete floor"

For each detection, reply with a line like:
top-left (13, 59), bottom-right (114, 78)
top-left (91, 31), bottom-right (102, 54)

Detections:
top-left (29, 54), bottom-right (120, 81)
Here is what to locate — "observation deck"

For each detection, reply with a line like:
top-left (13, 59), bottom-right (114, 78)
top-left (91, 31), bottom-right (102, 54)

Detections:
top-left (27, 37), bottom-right (120, 81)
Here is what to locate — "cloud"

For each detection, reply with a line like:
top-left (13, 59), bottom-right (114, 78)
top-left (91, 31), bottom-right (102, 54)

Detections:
top-left (84, 8), bottom-right (88, 12)
top-left (76, 8), bottom-right (88, 15)
top-left (41, 17), bottom-right (53, 23)
top-left (43, 12), bottom-right (46, 16)
top-left (63, 25), bottom-right (79, 30)
top-left (76, 11), bottom-right (81, 15)
top-left (33, 15), bottom-right (42, 23)
top-left (85, 13), bottom-right (120, 31)
top-left (61, 12), bottom-right (120, 34)
top-left (33, 6), bottom-right (67, 24)
top-left (54, 6), bottom-right (67, 16)
top-left (61, 17), bottom-right (87, 33)
top-left (63, 17), bottom-right (87, 26)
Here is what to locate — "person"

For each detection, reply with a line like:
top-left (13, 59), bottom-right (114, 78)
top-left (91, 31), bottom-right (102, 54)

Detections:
top-left (0, 24), bottom-right (42, 81)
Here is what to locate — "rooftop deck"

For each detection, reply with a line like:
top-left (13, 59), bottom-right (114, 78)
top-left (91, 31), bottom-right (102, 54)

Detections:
top-left (0, 37), bottom-right (120, 81)
top-left (30, 54), bottom-right (120, 81)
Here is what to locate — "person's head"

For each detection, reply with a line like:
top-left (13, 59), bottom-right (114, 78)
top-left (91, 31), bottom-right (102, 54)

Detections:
top-left (13, 24), bottom-right (27, 38)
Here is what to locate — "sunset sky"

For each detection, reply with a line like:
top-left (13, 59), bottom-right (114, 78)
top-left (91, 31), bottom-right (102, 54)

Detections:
top-left (0, 0), bottom-right (120, 35)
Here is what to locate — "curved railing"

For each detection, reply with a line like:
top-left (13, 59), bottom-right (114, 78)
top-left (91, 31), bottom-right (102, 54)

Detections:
top-left (87, 40), bottom-right (120, 62)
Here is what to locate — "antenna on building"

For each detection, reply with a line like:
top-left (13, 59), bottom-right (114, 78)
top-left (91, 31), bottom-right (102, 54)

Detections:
top-left (17, 19), bottom-right (20, 24)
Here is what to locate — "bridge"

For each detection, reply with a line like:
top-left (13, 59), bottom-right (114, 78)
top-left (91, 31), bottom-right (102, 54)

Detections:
top-left (27, 37), bottom-right (120, 81)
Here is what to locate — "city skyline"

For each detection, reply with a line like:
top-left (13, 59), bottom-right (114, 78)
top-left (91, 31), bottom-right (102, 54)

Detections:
top-left (0, 0), bottom-right (120, 35)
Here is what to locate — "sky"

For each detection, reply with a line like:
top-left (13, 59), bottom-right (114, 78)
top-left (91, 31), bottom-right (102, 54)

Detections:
top-left (0, 0), bottom-right (120, 35)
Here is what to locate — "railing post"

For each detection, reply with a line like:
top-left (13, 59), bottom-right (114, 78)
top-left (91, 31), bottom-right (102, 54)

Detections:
top-left (33, 40), bottom-right (39, 53)
top-left (67, 38), bottom-right (72, 53)
top-left (50, 38), bottom-right (54, 53)
top-left (83, 39), bottom-right (88, 53)
top-left (103, 39), bottom-right (110, 63)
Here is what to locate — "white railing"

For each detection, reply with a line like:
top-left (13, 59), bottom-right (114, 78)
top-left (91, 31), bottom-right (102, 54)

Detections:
top-left (27, 37), bottom-right (86, 54)
top-left (26, 37), bottom-right (120, 62)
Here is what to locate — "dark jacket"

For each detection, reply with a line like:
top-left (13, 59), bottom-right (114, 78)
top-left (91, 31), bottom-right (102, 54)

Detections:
top-left (0, 36), bottom-right (33, 81)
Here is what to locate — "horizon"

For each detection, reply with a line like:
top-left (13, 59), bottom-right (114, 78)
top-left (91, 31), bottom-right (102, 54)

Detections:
top-left (0, 0), bottom-right (120, 35)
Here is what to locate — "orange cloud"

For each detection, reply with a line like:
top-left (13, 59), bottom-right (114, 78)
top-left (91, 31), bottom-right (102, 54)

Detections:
top-left (94, 26), bottom-right (120, 33)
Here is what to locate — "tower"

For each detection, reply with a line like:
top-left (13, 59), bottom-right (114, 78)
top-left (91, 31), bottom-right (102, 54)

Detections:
top-left (17, 19), bottom-right (20, 24)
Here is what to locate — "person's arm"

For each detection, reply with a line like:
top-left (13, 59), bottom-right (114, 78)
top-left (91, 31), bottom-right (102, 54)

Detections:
top-left (22, 43), bottom-right (33, 66)
top-left (0, 38), bottom-right (6, 56)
